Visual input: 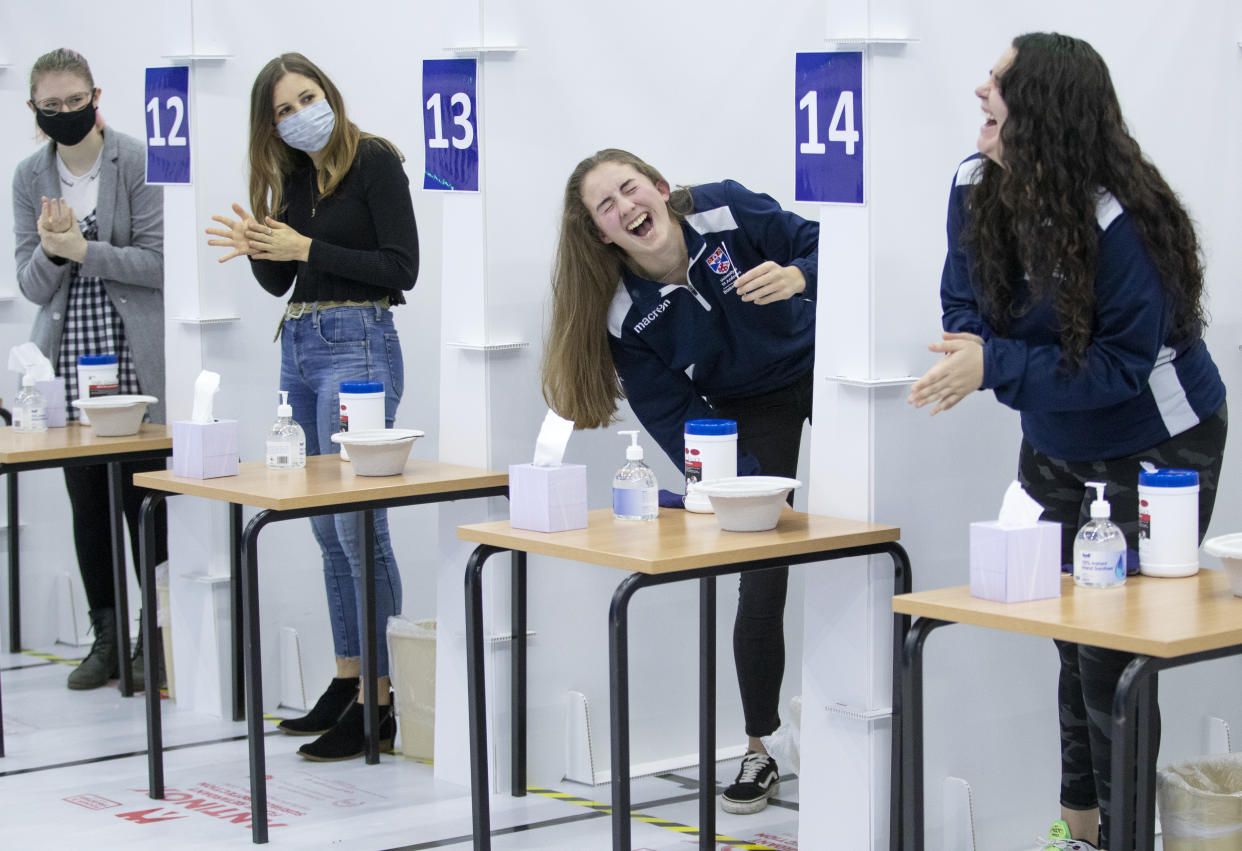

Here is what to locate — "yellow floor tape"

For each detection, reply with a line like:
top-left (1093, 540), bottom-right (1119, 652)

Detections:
top-left (21, 648), bottom-right (80, 666)
top-left (527, 786), bottom-right (779, 850)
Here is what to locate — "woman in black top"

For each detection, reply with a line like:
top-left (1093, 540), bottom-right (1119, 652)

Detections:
top-left (207, 53), bottom-right (418, 761)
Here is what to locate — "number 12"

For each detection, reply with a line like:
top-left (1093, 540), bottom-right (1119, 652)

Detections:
top-left (146, 96), bottom-right (187, 147)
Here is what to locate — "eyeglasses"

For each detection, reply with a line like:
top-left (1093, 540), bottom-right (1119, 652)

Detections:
top-left (31, 91), bottom-right (94, 117)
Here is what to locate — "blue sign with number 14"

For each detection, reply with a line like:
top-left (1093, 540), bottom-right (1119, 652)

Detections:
top-left (795, 52), bottom-right (863, 204)
top-left (144, 66), bottom-right (190, 185)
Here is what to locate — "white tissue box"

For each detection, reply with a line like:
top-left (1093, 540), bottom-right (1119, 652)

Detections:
top-left (36, 377), bottom-right (66, 427)
top-left (173, 419), bottom-right (239, 479)
top-left (969, 520), bottom-right (1062, 603)
top-left (509, 463), bottom-right (587, 532)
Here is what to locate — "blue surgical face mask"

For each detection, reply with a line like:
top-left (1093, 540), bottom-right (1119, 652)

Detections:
top-left (276, 98), bottom-right (335, 153)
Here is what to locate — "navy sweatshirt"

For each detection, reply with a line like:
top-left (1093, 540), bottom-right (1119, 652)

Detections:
top-left (607, 179), bottom-right (818, 470)
top-left (941, 155), bottom-right (1225, 461)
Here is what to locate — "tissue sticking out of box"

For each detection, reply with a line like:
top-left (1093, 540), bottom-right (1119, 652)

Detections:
top-left (191, 370), bottom-right (220, 424)
top-left (8, 342), bottom-right (54, 381)
top-left (533, 409), bottom-right (574, 467)
top-left (998, 480), bottom-right (1045, 529)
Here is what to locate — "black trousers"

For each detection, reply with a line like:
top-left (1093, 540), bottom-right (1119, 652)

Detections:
top-left (1017, 403), bottom-right (1227, 849)
top-left (710, 369), bottom-right (814, 738)
top-left (63, 458), bottom-right (169, 613)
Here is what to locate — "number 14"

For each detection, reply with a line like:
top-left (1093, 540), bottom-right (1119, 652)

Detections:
top-left (799, 90), bottom-right (859, 156)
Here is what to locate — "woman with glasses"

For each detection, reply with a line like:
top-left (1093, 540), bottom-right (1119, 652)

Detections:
top-left (206, 53), bottom-right (418, 761)
top-left (11, 47), bottom-right (169, 692)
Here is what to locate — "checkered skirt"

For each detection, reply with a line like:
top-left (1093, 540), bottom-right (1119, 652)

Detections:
top-left (56, 212), bottom-right (141, 421)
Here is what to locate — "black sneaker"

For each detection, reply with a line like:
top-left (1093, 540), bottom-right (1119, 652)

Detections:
top-left (720, 751), bottom-right (780, 814)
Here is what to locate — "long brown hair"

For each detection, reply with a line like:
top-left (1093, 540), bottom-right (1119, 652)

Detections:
top-left (541, 149), bottom-right (692, 429)
top-left (246, 53), bottom-right (401, 221)
top-left (968, 32), bottom-right (1205, 366)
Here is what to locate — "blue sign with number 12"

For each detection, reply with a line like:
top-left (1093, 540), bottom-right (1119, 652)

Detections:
top-left (144, 66), bottom-right (190, 185)
top-left (795, 52), bottom-right (863, 204)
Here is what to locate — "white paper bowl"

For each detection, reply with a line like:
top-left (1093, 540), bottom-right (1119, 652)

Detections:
top-left (694, 476), bottom-right (802, 532)
top-left (71, 394), bottom-right (158, 436)
top-left (1203, 534), bottom-right (1242, 596)
top-left (330, 428), bottom-right (424, 476)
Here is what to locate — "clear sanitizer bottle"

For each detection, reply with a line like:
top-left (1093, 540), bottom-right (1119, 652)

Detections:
top-left (13, 373), bottom-right (47, 433)
top-left (1073, 481), bottom-right (1126, 588)
top-left (265, 391), bottom-right (306, 470)
top-left (613, 430), bottom-right (658, 521)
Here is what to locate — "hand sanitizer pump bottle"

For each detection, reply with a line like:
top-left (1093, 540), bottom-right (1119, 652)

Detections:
top-left (1073, 481), bottom-right (1126, 588)
top-left (613, 430), bottom-right (658, 521)
top-left (12, 373), bottom-right (47, 433)
top-left (265, 391), bottom-right (306, 470)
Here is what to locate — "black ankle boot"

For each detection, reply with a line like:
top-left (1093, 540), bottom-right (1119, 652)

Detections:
top-left (131, 617), bottom-right (166, 692)
top-left (297, 700), bottom-right (395, 762)
top-left (67, 608), bottom-right (119, 690)
top-left (278, 677), bottom-right (360, 736)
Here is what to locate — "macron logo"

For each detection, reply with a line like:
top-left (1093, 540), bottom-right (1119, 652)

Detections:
top-left (633, 299), bottom-right (672, 334)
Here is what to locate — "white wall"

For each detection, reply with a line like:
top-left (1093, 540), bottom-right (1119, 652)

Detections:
top-left (1, 3), bottom-right (1241, 849)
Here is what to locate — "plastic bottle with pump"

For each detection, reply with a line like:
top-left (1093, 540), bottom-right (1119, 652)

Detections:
top-left (613, 430), bottom-right (658, 521)
top-left (12, 373), bottom-right (47, 433)
top-left (265, 391), bottom-right (306, 470)
top-left (1073, 481), bottom-right (1126, 588)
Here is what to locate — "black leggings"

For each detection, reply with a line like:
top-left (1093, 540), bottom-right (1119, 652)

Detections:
top-left (1017, 403), bottom-right (1227, 849)
top-left (710, 369), bottom-right (813, 738)
top-left (63, 458), bottom-right (169, 613)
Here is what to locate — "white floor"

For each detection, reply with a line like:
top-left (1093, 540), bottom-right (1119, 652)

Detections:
top-left (0, 646), bottom-right (800, 850)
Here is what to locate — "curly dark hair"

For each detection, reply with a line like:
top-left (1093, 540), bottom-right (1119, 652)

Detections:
top-left (967, 32), bottom-right (1205, 366)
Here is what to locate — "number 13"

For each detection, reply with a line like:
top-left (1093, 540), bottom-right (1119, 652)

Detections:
top-left (426, 91), bottom-right (474, 150)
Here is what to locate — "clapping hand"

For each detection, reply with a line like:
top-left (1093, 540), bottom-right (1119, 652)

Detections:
top-left (244, 216), bottom-right (311, 263)
top-left (37, 196), bottom-right (87, 262)
top-left (206, 202), bottom-right (259, 263)
top-left (907, 332), bottom-right (985, 415)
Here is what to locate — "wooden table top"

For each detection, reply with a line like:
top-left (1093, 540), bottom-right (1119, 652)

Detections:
top-left (893, 571), bottom-right (1242, 658)
top-left (132, 454), bottom-right (507, 511)
top-left (457, 507), bottom-right (899, 575)
top-left (0, 423), bottom-right (172, 464)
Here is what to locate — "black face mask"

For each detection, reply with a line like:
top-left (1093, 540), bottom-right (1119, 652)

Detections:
top-left (35, 101), bottom-right (97, 147)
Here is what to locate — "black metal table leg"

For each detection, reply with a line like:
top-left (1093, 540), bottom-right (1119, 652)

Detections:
top-left (1, 470), bottom-right (12, 757)
top-left (466, 544), bottom-right (505, 851)
top-left (608, 572), bottom-right (647, 851)
top-left (140, 492), bottom-right (166, 797)
top-left (902, 617), bottom-right (950, 851)
top-left (699, 575), bottom-right (716, 850)
top-left (1135, 672), bottom-right (1159, 850)
top-left (109, 462), bottom-right (133, 696)
top-left (106, 464), bottom-right (128, 687)
top-left (511, 549), bottom-right (527, 796)
top-left (241, 510), bottom-right (273, 844)
top-left (1111, 654), bottom-right (1156, 851)
top-left (360, 509), bottom-right (379, 764)
top-left (887, 543), bottom-right (912, 851)
top-left (230, 503), bottom-right (244, 722)
top-left (7, 470), bottom-right (18, 655)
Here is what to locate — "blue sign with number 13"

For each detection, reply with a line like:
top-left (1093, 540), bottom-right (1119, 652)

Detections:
top-left (794, 52), bottom-right (863, 204)
top-left (422, 59), bottom-right (478, 192)
top-left (144, 66), bottom-right (190, 185)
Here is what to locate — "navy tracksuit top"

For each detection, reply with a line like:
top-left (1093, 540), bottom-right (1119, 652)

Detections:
top-left (606, 179), bottom-right (819, 470)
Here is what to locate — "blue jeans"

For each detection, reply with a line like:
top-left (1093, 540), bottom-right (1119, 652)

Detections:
top-left (280, 303), bottom-right (404, 677)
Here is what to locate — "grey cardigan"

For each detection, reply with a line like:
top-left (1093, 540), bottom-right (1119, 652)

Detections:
top-left (11, 130), bottom-right (165, 423)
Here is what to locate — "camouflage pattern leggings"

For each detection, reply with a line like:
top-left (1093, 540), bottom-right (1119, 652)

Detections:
top-left (1017, 403), bottom-right (1227, 849)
